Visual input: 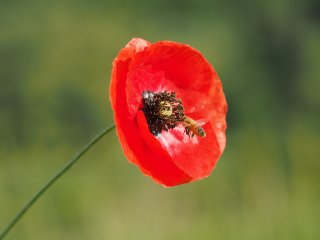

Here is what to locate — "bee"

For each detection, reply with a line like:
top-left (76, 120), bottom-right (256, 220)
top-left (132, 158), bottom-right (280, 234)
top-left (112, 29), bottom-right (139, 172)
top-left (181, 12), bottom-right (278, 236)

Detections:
top-left (181, 116), bottom-right (206, 138)
top-left (158, 100), bottom-right (206, 138)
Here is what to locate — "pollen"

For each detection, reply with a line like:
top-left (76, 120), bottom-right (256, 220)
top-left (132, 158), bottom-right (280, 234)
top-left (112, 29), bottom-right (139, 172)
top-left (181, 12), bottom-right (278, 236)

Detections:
top-left (141, 90), bottom-right (184, 136)
top-left (159, 101), bottom-right (173, 118)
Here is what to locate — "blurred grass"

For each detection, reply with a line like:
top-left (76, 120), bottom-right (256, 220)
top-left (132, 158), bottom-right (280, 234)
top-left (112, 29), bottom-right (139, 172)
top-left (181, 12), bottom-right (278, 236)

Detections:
top-left (1, 0), bottom-right (320, 239)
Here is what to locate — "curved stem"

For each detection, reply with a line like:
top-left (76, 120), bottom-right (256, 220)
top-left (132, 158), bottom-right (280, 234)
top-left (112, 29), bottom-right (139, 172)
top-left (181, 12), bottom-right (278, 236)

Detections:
top-left (0, 124), bottom-right (115, 240)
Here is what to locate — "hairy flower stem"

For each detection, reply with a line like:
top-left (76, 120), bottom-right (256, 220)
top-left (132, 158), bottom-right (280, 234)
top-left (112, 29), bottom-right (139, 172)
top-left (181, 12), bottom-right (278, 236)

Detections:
top-left (0, 124), bottom-right (116, 240)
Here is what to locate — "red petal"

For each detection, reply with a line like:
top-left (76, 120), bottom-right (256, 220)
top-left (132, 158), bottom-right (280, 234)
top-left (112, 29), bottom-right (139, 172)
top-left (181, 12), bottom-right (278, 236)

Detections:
top-left (110, 38), bottom-right (193, 186)
top-left (125, 42), bottom-right (218, 119)
top-left (136, 111), bottom-right (221, 180)
top-left (157, 123), bottom-right (221, 179)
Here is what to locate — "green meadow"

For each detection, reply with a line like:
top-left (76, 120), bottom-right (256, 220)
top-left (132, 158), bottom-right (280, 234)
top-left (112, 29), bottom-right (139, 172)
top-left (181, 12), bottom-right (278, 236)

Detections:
top-left (1, 0), bottom-right (319, 239)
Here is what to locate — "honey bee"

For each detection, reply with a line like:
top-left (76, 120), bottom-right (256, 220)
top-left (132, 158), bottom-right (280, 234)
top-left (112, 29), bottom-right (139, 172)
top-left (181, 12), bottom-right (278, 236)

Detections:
top-left (181, 116), bottom-right (206, 138)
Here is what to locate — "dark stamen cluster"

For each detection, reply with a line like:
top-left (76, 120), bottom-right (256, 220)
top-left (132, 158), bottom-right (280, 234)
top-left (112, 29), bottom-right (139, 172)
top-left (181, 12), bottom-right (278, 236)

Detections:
top-left (141, 90), bottom-right (184, 136)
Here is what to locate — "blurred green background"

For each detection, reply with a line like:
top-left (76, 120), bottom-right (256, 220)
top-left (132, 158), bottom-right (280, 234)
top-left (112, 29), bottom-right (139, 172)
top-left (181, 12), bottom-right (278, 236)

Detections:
top-left (1, 0), bottom-right (319, 239)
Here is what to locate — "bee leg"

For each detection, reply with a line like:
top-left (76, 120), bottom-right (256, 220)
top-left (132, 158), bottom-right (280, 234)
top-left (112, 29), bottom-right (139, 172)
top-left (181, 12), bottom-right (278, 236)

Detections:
top-left (184, 126), bottom-right (192, 137)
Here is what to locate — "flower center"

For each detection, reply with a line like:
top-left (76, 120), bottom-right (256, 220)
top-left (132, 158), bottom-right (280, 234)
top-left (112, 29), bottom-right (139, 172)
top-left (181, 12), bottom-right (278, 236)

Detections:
top-left (140, 90), bottom-right (206, 138)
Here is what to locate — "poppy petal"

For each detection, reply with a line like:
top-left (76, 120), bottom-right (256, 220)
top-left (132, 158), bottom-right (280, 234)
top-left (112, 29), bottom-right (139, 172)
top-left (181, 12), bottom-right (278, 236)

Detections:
top-left (110, 39), bottom-right (193, 186)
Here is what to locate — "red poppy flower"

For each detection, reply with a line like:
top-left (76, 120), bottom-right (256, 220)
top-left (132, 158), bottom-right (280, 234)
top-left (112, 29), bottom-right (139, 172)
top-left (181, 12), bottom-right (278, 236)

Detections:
top-left (109, 38), bottom-right (227, 187)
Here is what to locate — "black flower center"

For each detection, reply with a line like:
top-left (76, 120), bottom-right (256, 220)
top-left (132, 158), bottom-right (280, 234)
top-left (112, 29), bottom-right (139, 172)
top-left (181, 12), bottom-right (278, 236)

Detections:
top-left (140, 90), bottom-right (206, 138)
top-left (141, 91), bottom-right (184, 136)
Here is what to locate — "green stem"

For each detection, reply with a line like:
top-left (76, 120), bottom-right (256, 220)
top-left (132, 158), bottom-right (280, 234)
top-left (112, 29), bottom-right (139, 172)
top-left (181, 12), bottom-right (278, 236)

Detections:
top-left (0, 124), bottom-right (115, 240)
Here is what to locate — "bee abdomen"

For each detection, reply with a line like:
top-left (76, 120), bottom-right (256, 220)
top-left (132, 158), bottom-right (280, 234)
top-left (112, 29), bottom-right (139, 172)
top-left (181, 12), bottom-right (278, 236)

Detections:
top-left (182, 116), bottom-right (206, 138)
top-left (194, 125), bottom-right (206, 137)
